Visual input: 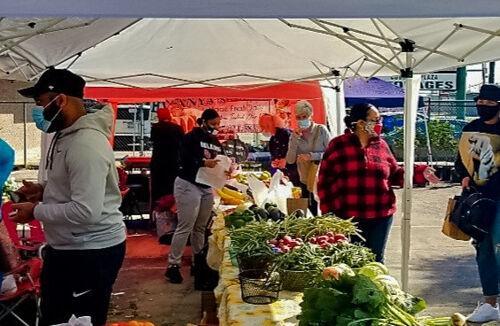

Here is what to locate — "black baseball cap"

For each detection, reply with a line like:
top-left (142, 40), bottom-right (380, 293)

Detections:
top-left (18, 68), bottom-right (86, 99)
top-left (474, 84), bottom-right (500, 103)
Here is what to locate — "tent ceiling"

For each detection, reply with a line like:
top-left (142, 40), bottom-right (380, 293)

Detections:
top-left (2, 0), bottom-right (500, 19)
top-left (1, 17), bottom-right (500, 87)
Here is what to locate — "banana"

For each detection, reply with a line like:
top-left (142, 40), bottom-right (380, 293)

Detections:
top-left (223, 197), bottom-right (244, 205)
top-left (221, 187), bottom-right (245, 200)
top-left (216, 189), bottom-right (245, 205)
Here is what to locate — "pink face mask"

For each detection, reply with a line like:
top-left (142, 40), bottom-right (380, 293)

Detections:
top-left (365, 121), bottom-right (383, 137)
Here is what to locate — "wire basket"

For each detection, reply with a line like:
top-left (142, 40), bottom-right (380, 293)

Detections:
top-left (237, 253), bottom-right (274, 272)
top-left (239, 269), bottom-right (281, 305)
top-left (278, 269), bottom-right (316, 292)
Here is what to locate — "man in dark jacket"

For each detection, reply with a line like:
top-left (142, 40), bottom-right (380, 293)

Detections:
top-left (455, 84), bottom-right (500, 323)
top-left (150, 108), bottom-right (184, 205)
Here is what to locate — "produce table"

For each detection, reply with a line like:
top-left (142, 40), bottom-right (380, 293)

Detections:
top-left (208, 212), bottom-right (303, 326)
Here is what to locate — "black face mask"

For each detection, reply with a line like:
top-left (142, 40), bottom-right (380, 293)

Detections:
top-left (43, 97), bottom-right (65, 133)
top-left (477, 105), bottom-right (500, 121)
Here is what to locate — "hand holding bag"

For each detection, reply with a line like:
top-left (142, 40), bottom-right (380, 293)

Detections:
top-left (441, 196), bottom-right (471, 241)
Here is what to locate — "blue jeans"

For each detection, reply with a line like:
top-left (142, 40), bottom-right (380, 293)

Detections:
top-left (351, 216), bottom-right (393, 263)
top-left (474, 201), bottom-right (500, 297)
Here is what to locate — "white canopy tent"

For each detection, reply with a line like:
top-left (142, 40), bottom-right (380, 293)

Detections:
top-left (2, 15), bottom-right (500, 290)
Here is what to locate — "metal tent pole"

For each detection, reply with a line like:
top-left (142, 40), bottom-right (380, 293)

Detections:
top-left (400, 39), bottom-right (420, 292)
top-left (333, 70), bottom-right (346, 136)
top-left (23, 103), bottom-right (28, 168)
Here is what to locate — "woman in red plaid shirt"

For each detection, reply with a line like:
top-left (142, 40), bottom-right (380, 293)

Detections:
top-left (318, 103), bottom-right (402, 262)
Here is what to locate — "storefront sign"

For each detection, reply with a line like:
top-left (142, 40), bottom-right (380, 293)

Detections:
top-left (164, 98), bottom-right (271, 140)
top-left (380, 73), bottom-right (456, 90)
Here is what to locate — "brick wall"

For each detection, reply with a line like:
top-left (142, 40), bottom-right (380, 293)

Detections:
top-left (0, 79), bottom-right (41, 166)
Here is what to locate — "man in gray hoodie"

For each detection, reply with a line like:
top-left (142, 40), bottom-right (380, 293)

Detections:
top-left (10, 69), bottom-right (126, 326)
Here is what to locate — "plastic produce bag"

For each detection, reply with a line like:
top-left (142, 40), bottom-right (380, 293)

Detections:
top-left (248, 170), bottom-right (292, 213)
top-left (248, 174), bottom-right (268, 207)
top-left (196, 155), bottom-right (232, 189)
top-left (266, 170), bottom-right (292, 213)
top-left (52, 315), bottom-right (92, 326)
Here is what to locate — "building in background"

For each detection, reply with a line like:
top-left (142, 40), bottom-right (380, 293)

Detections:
top-left (0, 79), bottom-right (40, 167)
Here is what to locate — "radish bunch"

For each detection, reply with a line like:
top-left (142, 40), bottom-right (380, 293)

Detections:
top-left (308, 232), bottom-right (348, 249)
top-left (268, 235), bottom-right (304, 253)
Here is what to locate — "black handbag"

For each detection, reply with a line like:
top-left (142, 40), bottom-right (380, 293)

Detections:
top-left (451, 187), bottom-right (496, 241)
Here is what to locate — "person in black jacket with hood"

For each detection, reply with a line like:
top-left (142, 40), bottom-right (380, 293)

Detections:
top-left (455, 84), bottom-right (500, 323)
top-left (150, 108), bottom-right (184, 204)
top-left (165, 108), bottom-right (223, 284)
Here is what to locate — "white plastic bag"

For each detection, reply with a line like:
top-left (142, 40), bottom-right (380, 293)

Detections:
top-left (266, 170), bottom-right (292, 213)
top-left (248, 174), bottom-right (268, 207)
top-left (196, 155), bottom-right (232, 189)
top-left (248, 170), bottom-right (292, 213)
top-left (52, 315), bottom-right (92, 326)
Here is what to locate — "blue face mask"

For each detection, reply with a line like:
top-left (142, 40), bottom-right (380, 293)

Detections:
top-left (298, 119), bottom-right (311, 129)
top-left (31, 95), bottom-right (62, 133)
top-left (32, 106), bottom-right (51, 132)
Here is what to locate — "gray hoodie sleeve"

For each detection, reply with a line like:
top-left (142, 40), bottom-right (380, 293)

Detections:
top-left (310, 125), bottom-right (331, 161)
top-left (34, 134), bottom-right (110, 225)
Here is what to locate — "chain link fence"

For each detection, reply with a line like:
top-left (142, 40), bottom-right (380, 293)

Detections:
top-left (113, 104), bottom-right (153, 158)
top-left (385, 99), bottom-right (477, 164)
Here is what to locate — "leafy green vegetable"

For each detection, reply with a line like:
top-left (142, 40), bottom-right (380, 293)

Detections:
top-left (324, 242), bottom-right (376, 268)
top-left (352, 275), bottom-right (388, 310)
top-left (282, 214), bottom-right (359, 238)
top-left (273, 243), bottom-right (326, 272)
top-left (299, 288), bottom-right (352, 326)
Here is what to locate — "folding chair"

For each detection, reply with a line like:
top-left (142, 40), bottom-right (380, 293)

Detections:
top-left (2, 202), bottom-right (46, 259)
top-left (0, 257), bottom-right (42, 326)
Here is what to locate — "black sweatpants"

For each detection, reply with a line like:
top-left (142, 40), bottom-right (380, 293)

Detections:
top-left (40, 242), bottom-right (126, 326)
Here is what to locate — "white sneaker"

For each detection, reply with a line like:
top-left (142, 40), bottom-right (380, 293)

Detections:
top-left (467, 302), bottom-right (500, 323)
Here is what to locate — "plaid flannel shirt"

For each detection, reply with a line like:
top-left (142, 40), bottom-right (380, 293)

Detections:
top-left (317, 131), bottom-right (404, 219)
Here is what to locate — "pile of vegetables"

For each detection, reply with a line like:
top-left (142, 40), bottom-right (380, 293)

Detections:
top-left (281, 214), bottom-right (359, 239)
top-left (247, 203), bottom-right (286, 222)
top-left (225, 209), bottom-right (256, 229)
top-left (273, 242), bottom-right (375, 275)
top-left (268, 235), bottom-right (304, 253)
top-left (225, 209), bottom-right (468, 325)
top-left (323, 242), bottom-right (376, 268)
top-left (229, 220), bottom-right (280, 258)
top-left (229, 215), bottom-right (368, 271)
top-left (300, 263), bottom-right (465, 326)
top-left (229, 215), bottom-right (355, 253)
top-left (308, 232), bottom-right (348, 248)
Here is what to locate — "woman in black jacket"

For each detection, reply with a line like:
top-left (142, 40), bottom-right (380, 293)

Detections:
top-left (165, 109), bottom-right (223, 284)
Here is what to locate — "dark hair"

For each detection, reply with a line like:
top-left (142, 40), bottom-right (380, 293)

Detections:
top-left (344, 103), bottom-right (375, 129)
top-left (196, 108), bottom-right (220, 127)
top-left (201, 108), bottom-right (220, 122)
